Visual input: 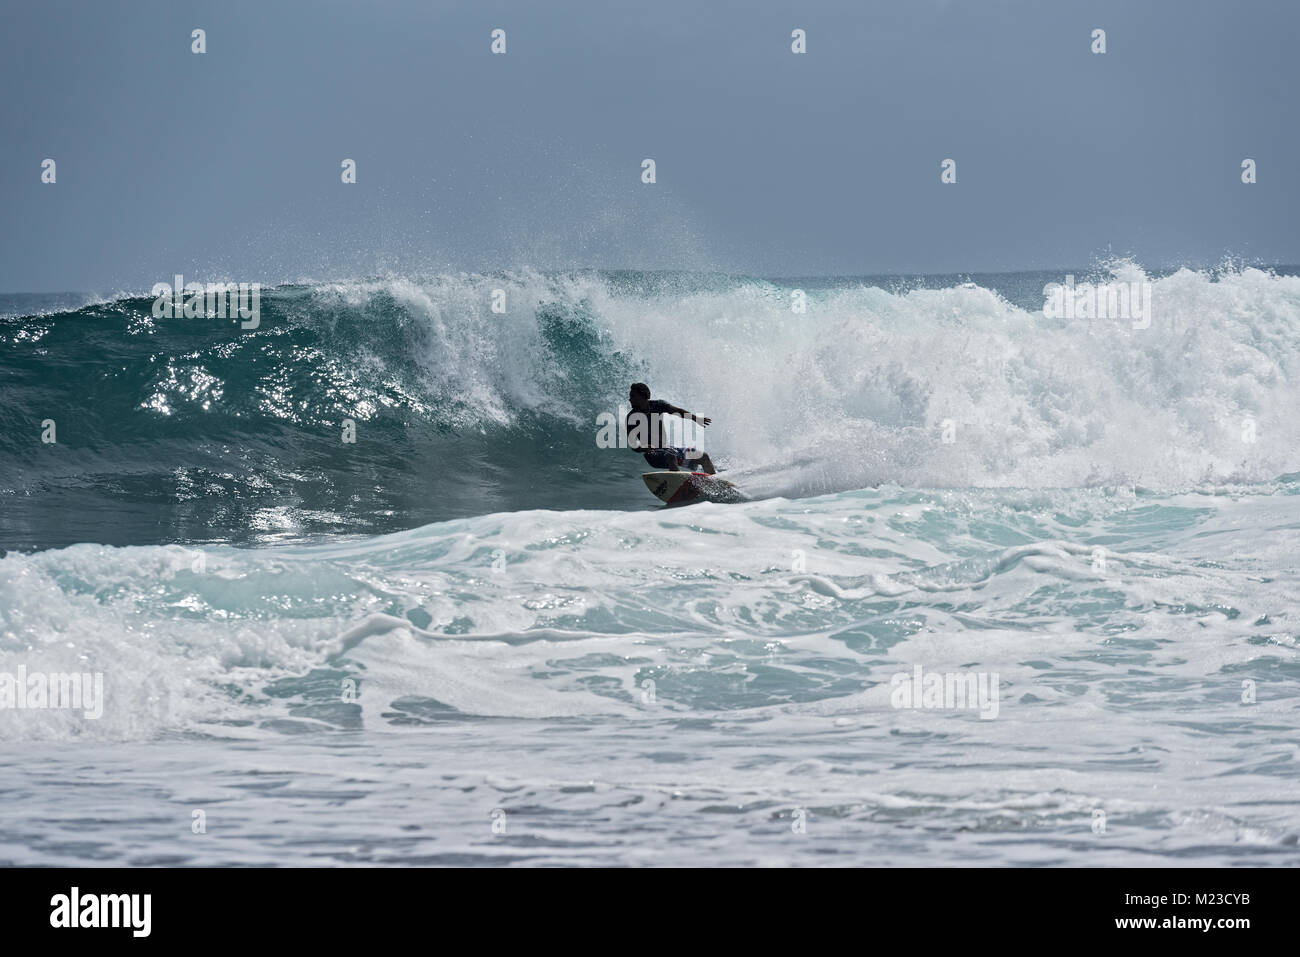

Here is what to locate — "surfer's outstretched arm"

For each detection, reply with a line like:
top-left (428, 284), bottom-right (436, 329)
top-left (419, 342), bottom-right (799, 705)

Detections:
top-left (662, 404), bottom-right (711, 426)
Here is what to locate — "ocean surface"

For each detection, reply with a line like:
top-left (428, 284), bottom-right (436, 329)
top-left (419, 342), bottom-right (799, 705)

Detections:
top-left (2, 264), bottom-right (1299, 866)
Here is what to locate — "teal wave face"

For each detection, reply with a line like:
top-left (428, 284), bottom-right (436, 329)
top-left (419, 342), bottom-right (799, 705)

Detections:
top-left (0, 276), bottom-right (647, 549)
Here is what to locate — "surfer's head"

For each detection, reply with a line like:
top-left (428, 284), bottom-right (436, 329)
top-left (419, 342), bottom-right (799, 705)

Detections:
top-left (629, 382), bottom-right (650, 410)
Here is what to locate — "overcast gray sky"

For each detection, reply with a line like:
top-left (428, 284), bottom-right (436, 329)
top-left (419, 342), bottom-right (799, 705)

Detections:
top-left (1, 0), bottom-right (1295, 292)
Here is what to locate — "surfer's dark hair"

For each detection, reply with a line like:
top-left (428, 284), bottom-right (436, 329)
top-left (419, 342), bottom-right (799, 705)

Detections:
top-left (629, 382), bottom-right (650, 398)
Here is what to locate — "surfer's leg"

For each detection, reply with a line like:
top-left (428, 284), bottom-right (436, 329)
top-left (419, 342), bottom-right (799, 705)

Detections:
top-left (677, 446), bottom-right (715, 474)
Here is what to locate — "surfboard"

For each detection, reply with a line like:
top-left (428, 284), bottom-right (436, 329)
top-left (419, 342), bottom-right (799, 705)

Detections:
top-left (642, 470), bottom-right (740, 505)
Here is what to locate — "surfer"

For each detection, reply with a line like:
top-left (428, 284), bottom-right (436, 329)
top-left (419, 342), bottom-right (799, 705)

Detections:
top-left (626, 382), bottom-right (717, 474)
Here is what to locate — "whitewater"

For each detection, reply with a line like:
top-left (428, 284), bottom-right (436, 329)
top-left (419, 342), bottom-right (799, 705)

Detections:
top-left (1, 264), bottom-right (1298, 866)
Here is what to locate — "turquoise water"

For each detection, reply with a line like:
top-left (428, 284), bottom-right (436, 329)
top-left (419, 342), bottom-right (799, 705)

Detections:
top-left (1, 266), bottom-right (1299, 864)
